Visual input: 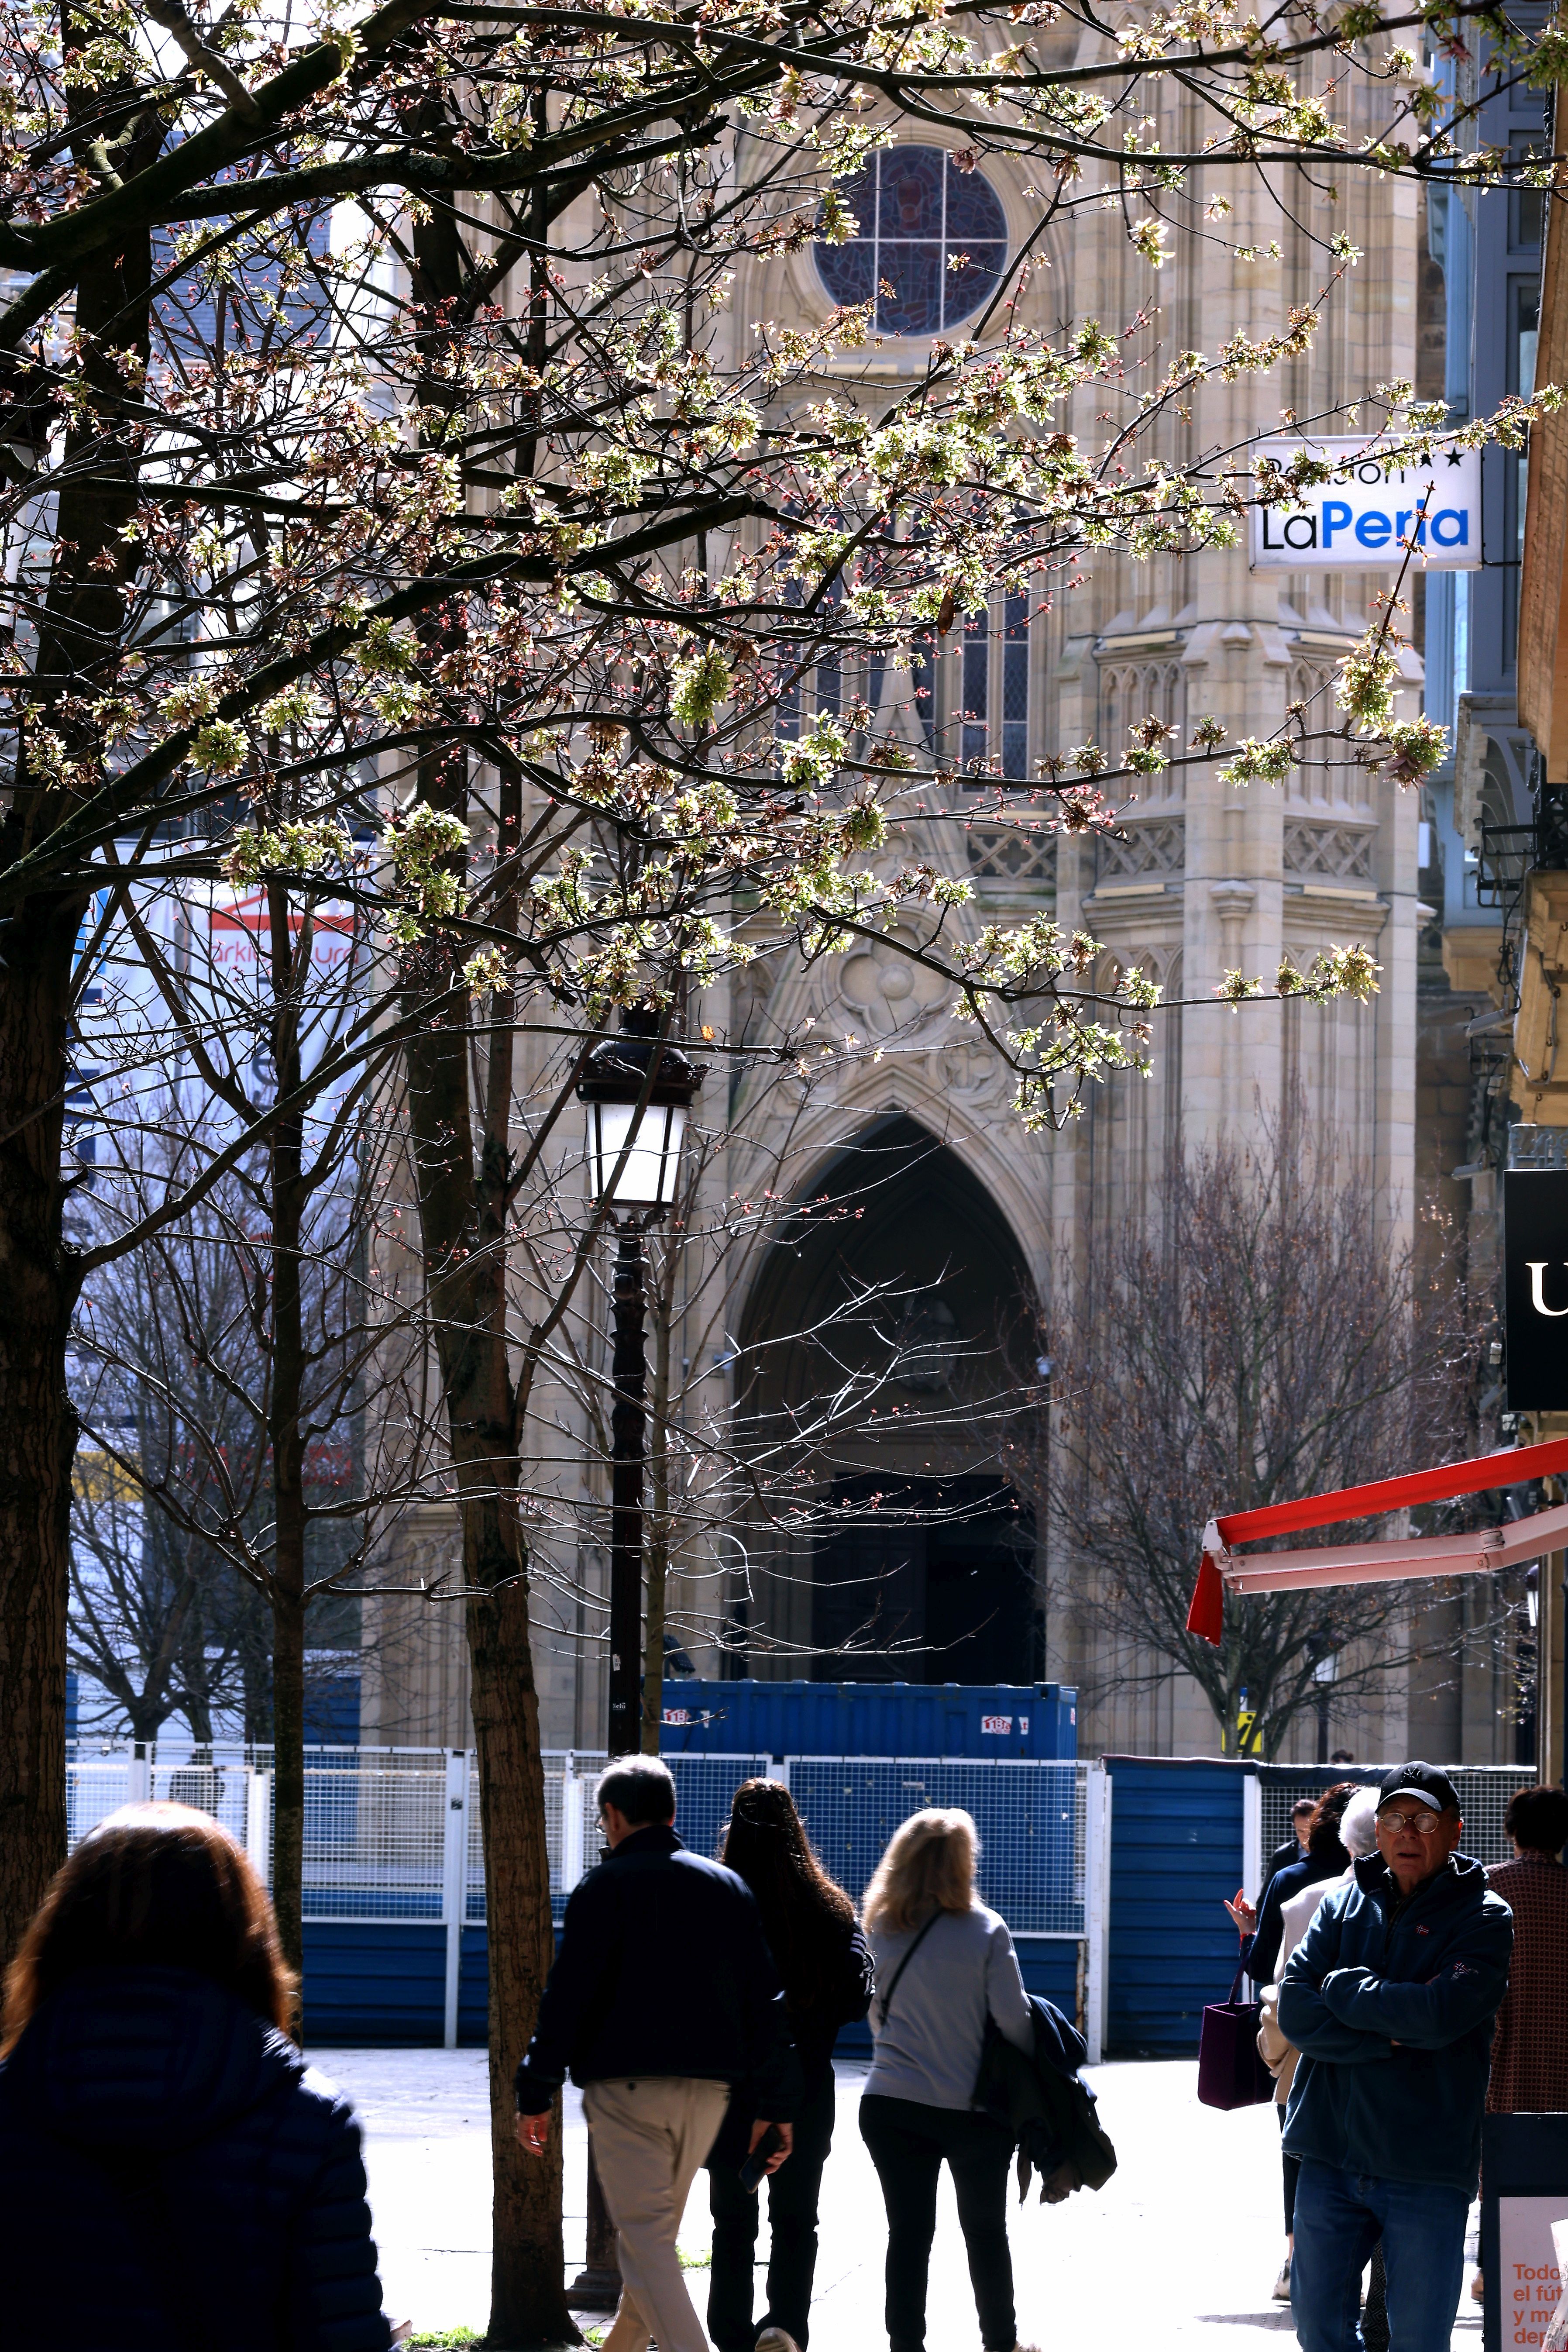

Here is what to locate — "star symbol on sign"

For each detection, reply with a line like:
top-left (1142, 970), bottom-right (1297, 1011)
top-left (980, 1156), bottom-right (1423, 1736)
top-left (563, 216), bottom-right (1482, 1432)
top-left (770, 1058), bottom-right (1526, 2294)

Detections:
top-left (1446, 450), bottom-right (1463, 466)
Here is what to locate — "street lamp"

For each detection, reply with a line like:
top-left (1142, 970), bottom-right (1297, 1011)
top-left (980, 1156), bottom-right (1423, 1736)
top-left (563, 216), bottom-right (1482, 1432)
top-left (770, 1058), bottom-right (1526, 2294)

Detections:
top-left (568, 1012), bottom-right (701, 2316)
top-left (578, 1012), bottom-right (702, 1759)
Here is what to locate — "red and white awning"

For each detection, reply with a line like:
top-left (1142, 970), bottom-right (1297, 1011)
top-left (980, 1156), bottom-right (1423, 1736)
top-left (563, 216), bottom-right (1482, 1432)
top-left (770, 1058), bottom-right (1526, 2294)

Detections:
top-left (1186, 1439), bottom-right (1568, 1646)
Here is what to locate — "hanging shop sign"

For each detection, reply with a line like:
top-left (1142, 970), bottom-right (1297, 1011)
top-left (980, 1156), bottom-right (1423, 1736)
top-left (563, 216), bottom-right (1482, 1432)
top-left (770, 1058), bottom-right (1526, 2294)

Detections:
top-left (1505, 1169), bottom-right (1568, 1412)
top-left (1249, 437), bottom-right (1482, 571)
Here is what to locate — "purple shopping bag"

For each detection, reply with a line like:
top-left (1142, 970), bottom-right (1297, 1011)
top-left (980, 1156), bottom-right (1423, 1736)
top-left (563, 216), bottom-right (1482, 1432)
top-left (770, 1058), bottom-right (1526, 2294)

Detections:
top-left (1196, 1962), bottom-right (1277, 2111)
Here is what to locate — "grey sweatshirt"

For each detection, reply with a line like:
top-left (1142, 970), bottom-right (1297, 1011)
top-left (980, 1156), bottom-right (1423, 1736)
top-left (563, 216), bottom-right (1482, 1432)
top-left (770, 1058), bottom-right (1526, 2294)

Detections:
top-left (864, 1903), bottom-right (1033, 2110)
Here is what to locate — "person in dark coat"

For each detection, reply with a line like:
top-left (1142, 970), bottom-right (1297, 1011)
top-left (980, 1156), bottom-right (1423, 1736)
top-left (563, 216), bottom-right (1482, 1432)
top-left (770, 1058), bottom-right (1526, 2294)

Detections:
top-left (0, 1801), bottom-right (390, 2352)
top-left (1225, 1782), bottom-right (1357, 1988)
top-left (1279, 1762), bottom-right (1513, 2352)
top-left (706, 1778), bottom-right (873, 2352)
top-left (515, 1754), bottom-right (801, 2352)
top-left (1262, 1800), bottom-right (1317, 1894)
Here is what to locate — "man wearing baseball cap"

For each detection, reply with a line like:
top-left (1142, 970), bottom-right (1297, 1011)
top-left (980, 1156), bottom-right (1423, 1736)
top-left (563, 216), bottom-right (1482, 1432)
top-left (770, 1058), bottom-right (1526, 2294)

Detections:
top-left (1278, 1761), bottom-right (1513, 2352)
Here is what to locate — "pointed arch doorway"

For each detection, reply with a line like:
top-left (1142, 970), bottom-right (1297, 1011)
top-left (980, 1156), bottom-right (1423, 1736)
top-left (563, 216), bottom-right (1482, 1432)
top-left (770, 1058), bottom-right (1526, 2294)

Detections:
top-left (733, 1114), bottom-right (1039, 1682)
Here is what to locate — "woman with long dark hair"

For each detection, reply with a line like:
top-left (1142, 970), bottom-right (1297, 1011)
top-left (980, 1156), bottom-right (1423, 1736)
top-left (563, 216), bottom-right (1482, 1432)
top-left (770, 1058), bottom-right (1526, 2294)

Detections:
top-left (0, 1802), bottom-right (390, 2352)
top-left (708, 1777), bottom-right (873, 2352)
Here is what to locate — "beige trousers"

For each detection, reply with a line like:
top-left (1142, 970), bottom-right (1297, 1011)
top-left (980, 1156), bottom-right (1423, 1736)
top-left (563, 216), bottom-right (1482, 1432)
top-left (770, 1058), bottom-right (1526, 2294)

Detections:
top-left (585, 2077), bottom-right (731, 2352)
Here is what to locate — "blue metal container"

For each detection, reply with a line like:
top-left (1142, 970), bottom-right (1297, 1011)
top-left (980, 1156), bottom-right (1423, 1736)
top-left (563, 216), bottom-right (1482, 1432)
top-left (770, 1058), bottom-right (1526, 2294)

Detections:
top-left (658, 1679), bottom-right (1076, 1760)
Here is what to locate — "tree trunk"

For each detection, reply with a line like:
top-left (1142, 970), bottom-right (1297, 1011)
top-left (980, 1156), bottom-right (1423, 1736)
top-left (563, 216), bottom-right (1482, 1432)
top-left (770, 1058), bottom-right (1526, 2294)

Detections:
top-left (0, 126), bottom-right (155, 1958)
top-left (271, 1578), bottom-right (306, 2024)
top-left (466, 1474), bottom-right (571, 2346)
top-left (399, 767), bottom-right (576, 2345)
top-left (267, 878), bottom-right (309, 2027)
top-left (0, 906), bottom-right (81, 1960)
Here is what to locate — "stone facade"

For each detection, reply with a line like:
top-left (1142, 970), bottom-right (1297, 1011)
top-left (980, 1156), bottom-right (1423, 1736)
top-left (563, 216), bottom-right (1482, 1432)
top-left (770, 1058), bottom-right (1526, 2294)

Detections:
top-left (366, 85), bottom-right (1483, 1765)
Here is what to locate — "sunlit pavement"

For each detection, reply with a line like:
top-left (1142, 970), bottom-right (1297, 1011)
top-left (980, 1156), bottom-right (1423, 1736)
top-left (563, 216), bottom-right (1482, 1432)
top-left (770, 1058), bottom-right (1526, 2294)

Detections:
top-left (317, 2048), bottom-right (1480, 2350)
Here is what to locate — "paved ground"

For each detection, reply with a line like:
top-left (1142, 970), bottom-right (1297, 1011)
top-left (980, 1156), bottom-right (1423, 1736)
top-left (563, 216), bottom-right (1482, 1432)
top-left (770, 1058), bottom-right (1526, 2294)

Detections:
top-left (316, 2049), bottom-right (1483, 2350)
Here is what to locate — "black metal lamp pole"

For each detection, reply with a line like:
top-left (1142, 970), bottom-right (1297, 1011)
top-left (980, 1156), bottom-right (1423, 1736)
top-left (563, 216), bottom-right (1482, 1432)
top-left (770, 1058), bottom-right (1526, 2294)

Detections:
top-left (567, 1013), bottom-right (701, 2313)
top-left (606, 1212), bottom-right (652, 1758)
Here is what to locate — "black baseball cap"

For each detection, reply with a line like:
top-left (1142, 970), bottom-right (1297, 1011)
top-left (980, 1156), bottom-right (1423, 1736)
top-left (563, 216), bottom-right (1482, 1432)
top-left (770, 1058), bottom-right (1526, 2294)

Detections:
top-left (1377, 1762), bottom-right (1460, 1815)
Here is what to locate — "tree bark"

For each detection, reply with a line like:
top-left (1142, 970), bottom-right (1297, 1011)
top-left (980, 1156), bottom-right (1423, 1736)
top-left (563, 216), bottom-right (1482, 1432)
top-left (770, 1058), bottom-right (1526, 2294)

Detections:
top-left (266, 877), bottom-right (310, 2022)
top-left (0, 108), bottom-right (155, 1956)
top-left (400, 756), bottom-right (575, 2347)
top-left (0, 903), bottom-right (82, 1960)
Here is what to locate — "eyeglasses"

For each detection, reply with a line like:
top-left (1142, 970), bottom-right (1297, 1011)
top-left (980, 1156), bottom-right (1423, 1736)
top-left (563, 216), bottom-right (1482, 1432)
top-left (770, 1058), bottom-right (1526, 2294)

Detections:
top-left (1377, 1809), bottom-right (1445, 1836)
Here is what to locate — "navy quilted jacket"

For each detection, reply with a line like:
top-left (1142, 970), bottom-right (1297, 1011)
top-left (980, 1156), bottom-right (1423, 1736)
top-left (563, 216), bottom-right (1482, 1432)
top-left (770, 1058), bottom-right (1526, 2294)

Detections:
top-left (0, 1964), bottom-right (391, 2352)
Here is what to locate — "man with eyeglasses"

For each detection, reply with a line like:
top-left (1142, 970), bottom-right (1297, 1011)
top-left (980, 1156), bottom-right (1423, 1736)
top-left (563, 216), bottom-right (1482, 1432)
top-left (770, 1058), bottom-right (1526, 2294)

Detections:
top-left (1279, 1762), bottom-right (1513, 2352)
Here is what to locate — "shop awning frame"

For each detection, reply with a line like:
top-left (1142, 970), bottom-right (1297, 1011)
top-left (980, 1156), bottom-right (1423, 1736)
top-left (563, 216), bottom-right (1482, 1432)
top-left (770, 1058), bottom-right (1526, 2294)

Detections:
top-left (1186, 1439), bottom-right (1568, 1644)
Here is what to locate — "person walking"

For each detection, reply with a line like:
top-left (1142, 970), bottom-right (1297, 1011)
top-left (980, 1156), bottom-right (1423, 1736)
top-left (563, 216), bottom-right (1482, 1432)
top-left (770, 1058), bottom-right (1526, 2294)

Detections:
top-left (515, 1754), bottom-right (801, 2352)
top-left (0, 1801), bottom-right (391, 2352)
top-left (1468, 1783), bottom-right (1568, 2304)
top-left (1279, 1762), bottom-right (1513, 2352)
top-left (858, 1808), bottom-right (1038, 2352)
top-left (1226, 1781), bottom-right (1358, 1988)
top-left (706, 1779), bottom-right (873, 2352)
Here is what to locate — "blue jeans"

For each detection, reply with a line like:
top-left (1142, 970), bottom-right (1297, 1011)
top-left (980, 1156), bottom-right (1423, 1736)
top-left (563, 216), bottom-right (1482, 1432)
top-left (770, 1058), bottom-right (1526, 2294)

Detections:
top-left (1291, 2159), bottom-right (1469, 2352)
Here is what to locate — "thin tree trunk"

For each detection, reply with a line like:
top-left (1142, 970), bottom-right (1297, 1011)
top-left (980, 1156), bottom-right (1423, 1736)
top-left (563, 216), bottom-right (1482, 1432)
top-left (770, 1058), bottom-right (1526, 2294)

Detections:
top-left (400, 753), bottom-right (575, 2346)
top-left (267, 877), bottom-right (309, 2024)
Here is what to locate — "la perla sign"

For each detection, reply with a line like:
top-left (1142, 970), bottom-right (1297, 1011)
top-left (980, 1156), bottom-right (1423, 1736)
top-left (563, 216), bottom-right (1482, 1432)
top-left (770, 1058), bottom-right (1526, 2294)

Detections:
top-left (1504, 1172), bottom-right (1568, 1410)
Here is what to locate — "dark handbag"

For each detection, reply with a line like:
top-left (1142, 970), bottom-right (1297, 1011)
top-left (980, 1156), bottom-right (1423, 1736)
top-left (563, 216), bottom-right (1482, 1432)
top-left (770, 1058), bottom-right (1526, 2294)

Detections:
top-left (1196, 1962), bottom-right (1276, 2111)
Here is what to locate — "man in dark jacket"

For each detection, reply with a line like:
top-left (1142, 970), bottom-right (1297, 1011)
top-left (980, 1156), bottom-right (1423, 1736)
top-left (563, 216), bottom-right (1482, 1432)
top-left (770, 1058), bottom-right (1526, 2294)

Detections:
top-left (1279, 1761), bottom-right (1513, 2352)
top-left (515, 1754), bottom-right (801, 2352)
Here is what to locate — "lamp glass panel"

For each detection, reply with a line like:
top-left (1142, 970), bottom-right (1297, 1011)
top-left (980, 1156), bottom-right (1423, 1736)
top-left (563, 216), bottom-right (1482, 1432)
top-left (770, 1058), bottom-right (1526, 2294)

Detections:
top-left (586, 1100), bottom-right (686, 1203)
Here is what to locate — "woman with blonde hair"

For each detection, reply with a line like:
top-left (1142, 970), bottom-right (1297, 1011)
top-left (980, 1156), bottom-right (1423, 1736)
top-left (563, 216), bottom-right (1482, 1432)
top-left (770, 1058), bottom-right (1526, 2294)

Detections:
top-left (0, 1802), bottom-right (391, 2351)
top-left (858, 1808), bottom-right (1037, 2352)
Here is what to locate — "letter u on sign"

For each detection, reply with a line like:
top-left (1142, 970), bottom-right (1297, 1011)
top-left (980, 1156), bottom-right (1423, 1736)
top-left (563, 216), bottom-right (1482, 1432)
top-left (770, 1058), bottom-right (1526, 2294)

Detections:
top-left (1527, 1264), bottom-right (1568, 1318)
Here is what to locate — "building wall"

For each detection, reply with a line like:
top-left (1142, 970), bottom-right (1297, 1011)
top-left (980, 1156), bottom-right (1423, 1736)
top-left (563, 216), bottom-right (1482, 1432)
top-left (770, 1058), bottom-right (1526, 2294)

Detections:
top-left (366, 62), bottom-right (1487, 1763)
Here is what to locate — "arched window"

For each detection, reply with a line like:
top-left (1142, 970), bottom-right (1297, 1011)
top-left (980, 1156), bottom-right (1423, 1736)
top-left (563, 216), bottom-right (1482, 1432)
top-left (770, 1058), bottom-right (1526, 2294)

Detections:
top-left (816, 149), bottom-right (1008, 336)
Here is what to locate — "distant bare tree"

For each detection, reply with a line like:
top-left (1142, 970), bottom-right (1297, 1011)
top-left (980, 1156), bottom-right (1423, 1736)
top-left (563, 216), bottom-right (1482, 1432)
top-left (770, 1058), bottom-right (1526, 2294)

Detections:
top-left (69, 1243), bottom-right (270, 1745)
top-left (1009, 1112), bottom-right (1496, 1757)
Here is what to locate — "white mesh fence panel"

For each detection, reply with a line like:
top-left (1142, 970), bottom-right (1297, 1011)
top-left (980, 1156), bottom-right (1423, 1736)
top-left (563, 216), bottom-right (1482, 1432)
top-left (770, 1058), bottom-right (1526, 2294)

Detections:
top-left (786, 1758), bottom-right (1086, 1935)
top-left (1257, 1766), bottom-right (1538, 1870)
top-left (149, 1756), bottom-right (250, 1847)
top-left (62, 1744), bottom-right (1087, 1935)
top-left (66, 1755), bottom-right (136, 1848)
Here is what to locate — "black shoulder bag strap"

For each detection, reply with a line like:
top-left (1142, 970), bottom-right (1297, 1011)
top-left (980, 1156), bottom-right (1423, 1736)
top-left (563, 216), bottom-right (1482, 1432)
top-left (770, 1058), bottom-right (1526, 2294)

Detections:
top-left (874, 1909), bottom-right (942, 2032)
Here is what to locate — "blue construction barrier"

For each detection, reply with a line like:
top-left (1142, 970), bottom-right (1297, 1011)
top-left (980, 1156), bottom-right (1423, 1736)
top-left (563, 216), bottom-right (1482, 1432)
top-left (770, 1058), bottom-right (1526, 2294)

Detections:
top-left (660, 1680), bottom-right (1077, 1760)
top-left (1103, 1755), bottom-right (1247, 2056)
top-left (296, 1922), bottom-right (1083, 2056)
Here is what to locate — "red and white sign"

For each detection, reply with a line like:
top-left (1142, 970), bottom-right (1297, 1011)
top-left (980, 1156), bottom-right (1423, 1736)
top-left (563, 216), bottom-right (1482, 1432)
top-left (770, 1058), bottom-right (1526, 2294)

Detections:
top-left (195, 889), bottom-right (356, 980)
top-left (980, 1715), bottom-right (1012, 1735)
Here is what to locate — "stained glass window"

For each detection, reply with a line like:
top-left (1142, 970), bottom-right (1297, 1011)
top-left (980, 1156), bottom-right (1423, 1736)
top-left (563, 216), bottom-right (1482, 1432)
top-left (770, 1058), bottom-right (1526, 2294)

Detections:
top-left (816, 149), bottom-right (1008, 336)
top-left (959, 591), bottom-right (1031, 779)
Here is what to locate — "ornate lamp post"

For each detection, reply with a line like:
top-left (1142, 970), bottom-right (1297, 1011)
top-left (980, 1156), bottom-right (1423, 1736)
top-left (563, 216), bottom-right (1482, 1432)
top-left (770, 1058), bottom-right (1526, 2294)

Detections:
top-left (566, 1011), bottom-right (700, 2314)
top-left (578, 1011), bottom-right (702, 1757)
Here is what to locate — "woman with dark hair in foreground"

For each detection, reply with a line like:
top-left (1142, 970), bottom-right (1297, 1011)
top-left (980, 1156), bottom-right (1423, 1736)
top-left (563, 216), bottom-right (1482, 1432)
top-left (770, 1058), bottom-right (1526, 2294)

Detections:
top-left (708, 1776), bottom-right (873, 2352)
top-left (0, 1801), bottom-right (391, 2352)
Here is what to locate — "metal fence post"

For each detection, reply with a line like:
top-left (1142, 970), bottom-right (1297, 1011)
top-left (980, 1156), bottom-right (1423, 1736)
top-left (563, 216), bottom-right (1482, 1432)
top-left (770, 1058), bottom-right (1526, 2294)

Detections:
top-left (246, 1768), bottom-right (272, 1887)
top-left (1242, 1770), bottom-right (1262, 1905)
top-left (765, 1760), bottom-right (789, 1786)
top-left (562, 1759), bottom-right (585, 1891)
top-left (442, 1750), bottom-right (468, 2050)
top-left (1084, 1762), bottom-right (1111, 2066)
top-left (129, 1744), bottom-right (151, 1806)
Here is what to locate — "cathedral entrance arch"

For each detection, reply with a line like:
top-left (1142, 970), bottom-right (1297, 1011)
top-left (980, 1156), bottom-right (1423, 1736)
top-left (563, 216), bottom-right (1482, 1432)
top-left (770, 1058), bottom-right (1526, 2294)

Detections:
top-left (735, 1114), bottom-right (1038, 1683)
